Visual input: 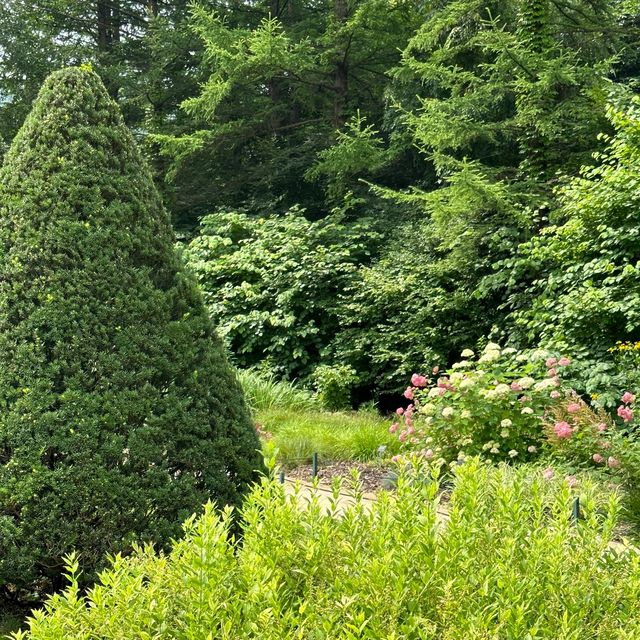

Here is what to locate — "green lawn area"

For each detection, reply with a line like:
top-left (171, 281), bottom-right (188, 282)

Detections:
top-left (257, 407), bottom-right (400, 467)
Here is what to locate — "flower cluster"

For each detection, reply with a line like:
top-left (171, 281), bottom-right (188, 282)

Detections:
top-left (545, 391), bottom-right (634, 471)
top-left (390, 344), bottom-right (573, 465)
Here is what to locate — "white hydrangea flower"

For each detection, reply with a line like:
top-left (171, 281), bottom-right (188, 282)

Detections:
top-left (521, 407), bottom-right (534, 415)
top-left (500, 429), bottom-right (510, 438)
top-left (461, 348), bottom-right (475, 358)
top-left (442, 407), bottom-right (454, 418)
top-left (420, 402), bottom-right (437, 415)
top-left (452, 360), bottom-right (471, 369)
top-left (515, 353), bottom-right (529, 362)
top-left (494, 383), bottom-right (511, 397)
top-left (500, 418), bottom-right (513, 428)
top-left (460, 409), bottom-right (472, 419)
top-left (508, 449), bottom-right (518, 458)
top-left (428, 387), bottom-right (444, 398)
top-left (479, 350), bottom-right (500, 363)
top-left (490, 446), bottom-right (500, 454)
top-left (534, 378), bottom-right (558, 392)
top-left (517, 377), bottom-right (535, 390)
top-left (502, 347), bottom-right (517, 355)
top-left (450, 371), bottom-right (464, 384)
top-left (484, 342), bottom-right (501, 352)
top-left (459, 378), bottom-right (475, 390)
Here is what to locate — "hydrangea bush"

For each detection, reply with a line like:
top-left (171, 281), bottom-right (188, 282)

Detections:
top-left (390, 344), bottom-right (575, 464)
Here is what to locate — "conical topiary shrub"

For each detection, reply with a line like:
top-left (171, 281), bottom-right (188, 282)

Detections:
top-left (0, 67), bottom-right (264, 592)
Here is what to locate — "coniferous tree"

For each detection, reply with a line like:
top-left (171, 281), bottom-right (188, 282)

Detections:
top-left (0, 66), bottom-right (263, 592)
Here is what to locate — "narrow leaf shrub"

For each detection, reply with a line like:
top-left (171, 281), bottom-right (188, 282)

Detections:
top-left (14, 460), bottom-right (640, 639)
top-left (0, 67), bottom-right (263, 591)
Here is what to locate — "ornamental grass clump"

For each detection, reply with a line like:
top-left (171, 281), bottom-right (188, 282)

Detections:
top-left (13, 459), bottom-right (640, 639)
top-left (390, 344), bottom-right (575, 464)
top-left (0, 67), bottom-right (263, 592)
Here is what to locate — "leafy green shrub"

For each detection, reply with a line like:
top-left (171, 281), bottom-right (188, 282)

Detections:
top-left (14, 460), bottom-right (640, 639)
top-left (236, 368), bottom-right (317, 413)
top-left (499, 98), bottom-right (640, 404)
top-left (311, 364), bottom-right (357, 411)
top-left (183, 209), bottom-right (383, 381)
top-left (389, 344), bottom-right (577, 464)
top-left (0, 68), bottom-right (263, 592)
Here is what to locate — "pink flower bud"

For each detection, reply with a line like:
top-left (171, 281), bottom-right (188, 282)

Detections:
top-left (543, 467), bottom-right (554, 480)
top-left (546, 357), bottom-right (558, 368)
top-left (389, 423), bottom-right (399, 434)
top-left (403, 387), bottom-right (414, 400)
top-left (617, 406), bottom-right (634, 423)
top-left (607, 456), bottom-right (621, 469)
top-left (411, 373), bottom-right (428, 388)
top-left (547, 368), bottom-right (558, 377)
top-left (550, 390), bottom-right (561, 399)
top-left (592, 453), bottom-right (604, 463)
top-left (396, 407), bottom-right (404, 416)
top-left (554, 421), bottom-right (573, 439)
top-left (621, 391), bottom-right (636, 405)
top-left (558, 357), bottom-right (571, 366)
top-left (566, 402), bottom-right (581, 414)
top-left (565, 475), bottom-right (579, 488)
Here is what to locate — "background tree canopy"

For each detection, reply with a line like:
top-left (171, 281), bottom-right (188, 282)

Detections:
top-left (2, 0), bottom-right (640, 407)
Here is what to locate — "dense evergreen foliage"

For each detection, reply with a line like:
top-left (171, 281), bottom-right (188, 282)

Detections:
top-left (0, 67), bottom-right (262, 592)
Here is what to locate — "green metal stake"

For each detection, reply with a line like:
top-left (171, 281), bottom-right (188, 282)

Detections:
top-left (572, 496), bottom-right (580, 524)
top-left (279, 470), bottom-right (285, 484)
top-left (312, 452), bottom-right (318, 478)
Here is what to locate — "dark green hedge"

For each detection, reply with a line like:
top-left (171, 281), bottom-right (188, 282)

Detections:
top-left (0, 67), bottom-right (263, 592)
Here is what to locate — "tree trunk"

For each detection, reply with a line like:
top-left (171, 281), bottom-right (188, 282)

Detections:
top-left (333, 0), bottom-right (349, 128)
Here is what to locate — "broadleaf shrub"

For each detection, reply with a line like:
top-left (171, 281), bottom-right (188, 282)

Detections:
top-left (0, 68), bottom-right (263, 592)
top-left (13, 460), bottom-right (640, 639)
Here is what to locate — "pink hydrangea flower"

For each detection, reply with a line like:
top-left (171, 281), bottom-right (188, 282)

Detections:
top-left (543, 467), bottom-right (555, 480)
top-left (621, 391), bottom-right (636, 405)
top-left (411, 373), bottom-right (428, 388)
top-left (403, 387), bottom-right (414, 400)
top-left (547, 368), bottom-right (558, 377)
top-left (405, 404), bottom-right (414, 416)
top-left (399, 431), bottom-right (407, 443)
top-left (592, 453), bottom-right (604, 463)
top-left (550, 390), bottom-right (561, 399)
top-left (396, 407), bottom-right (404, 416)
top-left (554, 421), bottom-right (573, 439)
top-left (607, 457), bottom-right (621, 469)
top-left (437, 377), bottom-right (450, 389)
top-left (565, 475), bottom-right (579, 488)
top-left (389, 423), bottom-right (399, 434)
top-left (404, 417), bottom-right (413, 428)
top-left (617, 406), bottom-right (634, 423)
top-left (558, 357), bottom-right (571, 366)
top-left (546, 357), bottom-right (558, 368)
top-left (510, 382), bottom-right (522, 391)
top-left (566, 402), bottom-right (581, 414)
top-left (407, 426), bottom-right (415, 435)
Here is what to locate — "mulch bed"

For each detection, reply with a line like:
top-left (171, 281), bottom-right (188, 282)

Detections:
top-left (284, 461), bottom-right (393, 494)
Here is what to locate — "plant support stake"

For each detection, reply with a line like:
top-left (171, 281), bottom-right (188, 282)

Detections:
top-left (312, 452), bottom-right (318, 478)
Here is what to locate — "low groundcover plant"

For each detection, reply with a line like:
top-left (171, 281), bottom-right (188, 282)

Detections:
top-left (13, 459), bottom-right (640, 639)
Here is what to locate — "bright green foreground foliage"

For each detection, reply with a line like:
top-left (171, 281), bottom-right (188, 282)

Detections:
top-left (15, 460), bottom-right (640, 639)
top-left (0, 68), bottom-right (263, 590)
